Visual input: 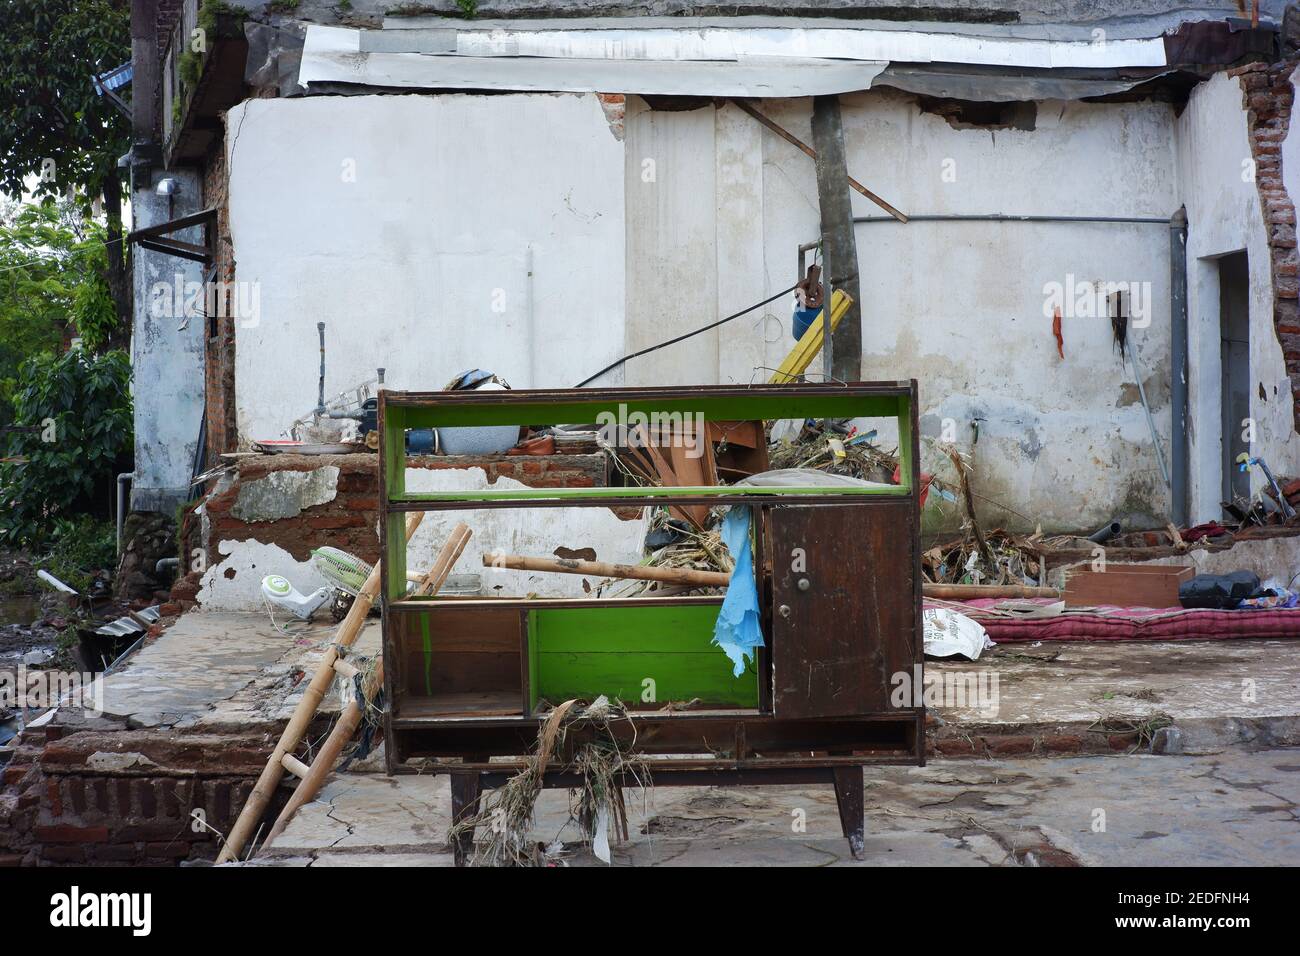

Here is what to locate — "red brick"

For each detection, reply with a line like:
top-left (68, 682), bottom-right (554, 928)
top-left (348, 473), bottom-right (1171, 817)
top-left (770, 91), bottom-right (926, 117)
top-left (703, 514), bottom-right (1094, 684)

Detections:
top-left (932, 737), bottom-right (978, 756)
top-left (1041, 734), bottom-right (1084, 753)
top-left (116, 823), bottom-right (200, 843)
top-left (41, 845), bottom-right (86, 863)
top-left (144, 841), bottom-right (192, 859)
top-left (91, 844), bottom-right (142, 862)
top-left (983, 735), bottom-right (1035, 755)
top-left (34, 824), bottom-right (109, 844)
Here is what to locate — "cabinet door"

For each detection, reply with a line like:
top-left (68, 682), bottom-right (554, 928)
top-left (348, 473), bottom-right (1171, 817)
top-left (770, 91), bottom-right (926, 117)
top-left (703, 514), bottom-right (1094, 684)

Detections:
top-left (768, 502), bottom-right (916, 718)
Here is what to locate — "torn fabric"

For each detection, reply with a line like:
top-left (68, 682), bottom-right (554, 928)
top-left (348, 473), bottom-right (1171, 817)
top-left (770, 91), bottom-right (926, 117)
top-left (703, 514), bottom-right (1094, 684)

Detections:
top-left (713, 506), bottom-right (764, 677)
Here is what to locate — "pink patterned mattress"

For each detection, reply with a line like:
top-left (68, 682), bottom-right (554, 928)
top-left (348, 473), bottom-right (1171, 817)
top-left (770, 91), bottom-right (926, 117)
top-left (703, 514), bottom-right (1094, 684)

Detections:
top-left (931, 598), bottom-right (1300, 642)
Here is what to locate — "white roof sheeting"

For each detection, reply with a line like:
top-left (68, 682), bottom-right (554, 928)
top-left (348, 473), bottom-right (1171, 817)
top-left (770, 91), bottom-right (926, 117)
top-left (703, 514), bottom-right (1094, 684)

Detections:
top-left (298, 24), bottom-right (1168, 97)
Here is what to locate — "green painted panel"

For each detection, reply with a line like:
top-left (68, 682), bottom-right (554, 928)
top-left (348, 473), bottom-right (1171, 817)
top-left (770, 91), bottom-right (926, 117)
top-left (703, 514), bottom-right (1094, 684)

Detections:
top-left (529, 605), bottom-right (757, 709)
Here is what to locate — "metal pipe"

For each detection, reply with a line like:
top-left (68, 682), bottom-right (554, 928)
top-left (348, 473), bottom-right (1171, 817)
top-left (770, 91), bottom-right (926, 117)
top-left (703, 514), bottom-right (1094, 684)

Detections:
top-left (1088, 520), bottom-right (1123, 544)
top-left (853, 214), bottom-right (1171, 225)
top-left (316, 321), bottom-right (326, 414)
top-left (116, 472), bottom-right (133, 555)
top-left (1169, 207), bottom-right (1189, 527)
top-left (821, 245), bottom-right (833, 383)
top-left (1126, 338), bottom-right (1171, 489)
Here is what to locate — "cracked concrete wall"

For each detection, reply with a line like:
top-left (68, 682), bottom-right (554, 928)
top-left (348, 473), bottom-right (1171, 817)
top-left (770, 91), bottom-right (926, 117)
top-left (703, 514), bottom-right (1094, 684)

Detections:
top-left (1178, 72), bottom-right (1300, 523)
top-left (130, 168), bottom-right (207, 513)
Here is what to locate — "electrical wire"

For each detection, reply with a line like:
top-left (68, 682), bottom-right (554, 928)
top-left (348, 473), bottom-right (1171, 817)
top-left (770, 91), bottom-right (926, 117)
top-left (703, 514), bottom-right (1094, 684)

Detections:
top-left (574, 283), bottom-right (799, 388)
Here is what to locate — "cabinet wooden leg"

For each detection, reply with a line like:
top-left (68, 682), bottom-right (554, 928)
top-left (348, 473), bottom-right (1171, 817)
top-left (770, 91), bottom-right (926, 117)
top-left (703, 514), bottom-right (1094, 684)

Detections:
top-left (449, 771), bottom-right (483, 867)
top-left (831, 766), bottom-right (865, 861)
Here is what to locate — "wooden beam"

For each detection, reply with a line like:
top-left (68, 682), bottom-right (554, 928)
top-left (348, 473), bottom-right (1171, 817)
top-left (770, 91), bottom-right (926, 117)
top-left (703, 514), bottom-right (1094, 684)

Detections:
top-left (811, 95), bottom-right (864, 384)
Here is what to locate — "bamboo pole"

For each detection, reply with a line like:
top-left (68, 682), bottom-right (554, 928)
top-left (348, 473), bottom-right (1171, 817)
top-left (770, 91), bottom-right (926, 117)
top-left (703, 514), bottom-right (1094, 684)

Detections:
top-left (482, 551), bottom-right (1060, 601)
top-left (921, 583), bottom-right (1061, 599)
top-left (416, 522), bottom-right (471, 596)
top-left (257, 524), bottom-right (473, 854)
top-left (260, 660), bottom-right (384, 850)
top-left (216, 511), bottom-right (424, 864)
top-left (483, 551), bottom-right (731, 588)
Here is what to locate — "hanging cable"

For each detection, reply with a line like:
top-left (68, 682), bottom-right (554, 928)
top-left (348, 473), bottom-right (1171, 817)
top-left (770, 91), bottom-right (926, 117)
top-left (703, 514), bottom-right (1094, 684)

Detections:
top-left (574, 283), bottom-right (799, 388)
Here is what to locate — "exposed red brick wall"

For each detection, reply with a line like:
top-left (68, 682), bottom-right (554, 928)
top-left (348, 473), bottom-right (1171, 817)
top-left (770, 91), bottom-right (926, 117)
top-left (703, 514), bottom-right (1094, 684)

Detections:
top-left (0, 723), bottom-right (291, 867)
top-left (202, 134), bottom-right (237, 466)
top-left (1235, 58), bottom-right (1300, 430)
top-left (156, 0), bottom-right (183, 59)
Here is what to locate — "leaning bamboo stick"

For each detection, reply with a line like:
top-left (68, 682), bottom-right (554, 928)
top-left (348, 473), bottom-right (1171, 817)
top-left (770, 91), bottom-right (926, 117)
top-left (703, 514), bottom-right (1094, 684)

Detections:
top-left (483, 551), bottom-right (731, 587)
top-left (417, 523), bottom-right (471, 596)
top-left (258, 526), bottom-right (474, 851)
top-left (216, 511), bottom-right (424, 864)
top-left (260, 660), bottom-right (384, 850)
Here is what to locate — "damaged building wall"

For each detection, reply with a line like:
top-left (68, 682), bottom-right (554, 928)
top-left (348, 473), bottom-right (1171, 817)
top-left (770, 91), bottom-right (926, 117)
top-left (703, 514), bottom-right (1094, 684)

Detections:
top-left (222, 82), bottom-right (1295, 533)
top-left (1177, 71), bottom-right (1300, 523)
top-left (224, 93), bottom-right (625, 442)
top-left (189, 454), bottom-right (648, 611)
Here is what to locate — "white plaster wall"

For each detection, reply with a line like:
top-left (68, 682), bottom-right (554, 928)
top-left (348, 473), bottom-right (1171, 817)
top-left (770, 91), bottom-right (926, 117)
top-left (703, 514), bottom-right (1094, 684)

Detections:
top-left (226, 93), bottom-right (626, 441)
top-left (224, 83), bottom-right (1295, 534)
top-left (1177, 71), bottom-right (1300, 522)
top-left (624, 90), bottom-right (1180, 530)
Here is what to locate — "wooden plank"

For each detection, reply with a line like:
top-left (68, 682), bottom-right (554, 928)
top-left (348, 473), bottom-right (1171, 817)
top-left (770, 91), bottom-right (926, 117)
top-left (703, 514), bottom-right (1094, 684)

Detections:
top-left (384, 384), bottom-right (906, 430)
top-left (1063, 564), bottom-right (1194, 609)
top-left (730, 99), bottom-right (908, 224)
top-left (769, 501), bottom-right (917, 718)
top-left (530, 604), bottom-right (758, 709)
top-left (402, 692), bottom-right (523, 719)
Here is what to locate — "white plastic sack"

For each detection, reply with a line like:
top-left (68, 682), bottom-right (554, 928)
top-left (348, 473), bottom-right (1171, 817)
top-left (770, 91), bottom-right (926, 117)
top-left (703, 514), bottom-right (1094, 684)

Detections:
top-left (923, 607), bottom-right (995, 661)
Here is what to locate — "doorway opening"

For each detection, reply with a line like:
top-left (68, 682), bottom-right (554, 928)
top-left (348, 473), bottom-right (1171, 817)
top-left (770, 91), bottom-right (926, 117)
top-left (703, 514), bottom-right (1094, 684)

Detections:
top-left (1218, 250), bottom-right (1250, 511)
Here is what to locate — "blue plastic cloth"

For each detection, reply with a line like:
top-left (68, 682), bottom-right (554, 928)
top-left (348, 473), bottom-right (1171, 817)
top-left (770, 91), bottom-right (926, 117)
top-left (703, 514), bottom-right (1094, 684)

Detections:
top-left (713, 506), bottom-right (764, 677)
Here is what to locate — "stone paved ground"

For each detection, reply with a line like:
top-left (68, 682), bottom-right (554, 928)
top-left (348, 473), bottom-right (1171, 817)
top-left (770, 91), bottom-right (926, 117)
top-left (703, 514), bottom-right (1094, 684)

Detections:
top-left (247, 749), bottom-right (1300, 867)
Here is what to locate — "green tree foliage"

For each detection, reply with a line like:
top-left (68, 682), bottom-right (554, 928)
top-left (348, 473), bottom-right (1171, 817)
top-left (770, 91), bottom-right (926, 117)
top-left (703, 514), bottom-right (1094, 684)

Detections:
top-left (0, 200), bottom-right (113, 425)
top-left (0, 0), bottom-right (132, 337)
top-left (0, 349), bottom-right (133, 547)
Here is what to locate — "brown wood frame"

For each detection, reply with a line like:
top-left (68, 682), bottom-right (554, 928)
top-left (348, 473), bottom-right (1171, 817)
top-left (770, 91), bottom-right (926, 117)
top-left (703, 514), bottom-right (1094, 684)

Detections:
top-left (378, 381), bottom-right (924, 863)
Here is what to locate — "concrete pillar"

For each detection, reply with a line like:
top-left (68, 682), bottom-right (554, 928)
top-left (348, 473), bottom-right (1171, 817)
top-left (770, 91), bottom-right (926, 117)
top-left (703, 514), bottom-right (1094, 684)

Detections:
top-left (130, 168), bottom-right (206, 513)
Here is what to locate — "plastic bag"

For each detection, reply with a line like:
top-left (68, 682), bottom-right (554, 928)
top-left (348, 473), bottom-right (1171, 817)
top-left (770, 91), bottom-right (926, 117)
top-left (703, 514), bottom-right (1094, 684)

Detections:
top-left (923, 608), bottom-right (995, 660)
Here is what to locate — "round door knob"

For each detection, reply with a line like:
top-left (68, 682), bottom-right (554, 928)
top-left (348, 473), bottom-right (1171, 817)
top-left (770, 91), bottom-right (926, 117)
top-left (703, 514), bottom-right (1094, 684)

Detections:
top-left (797, 577), bottom-right (811, 591)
